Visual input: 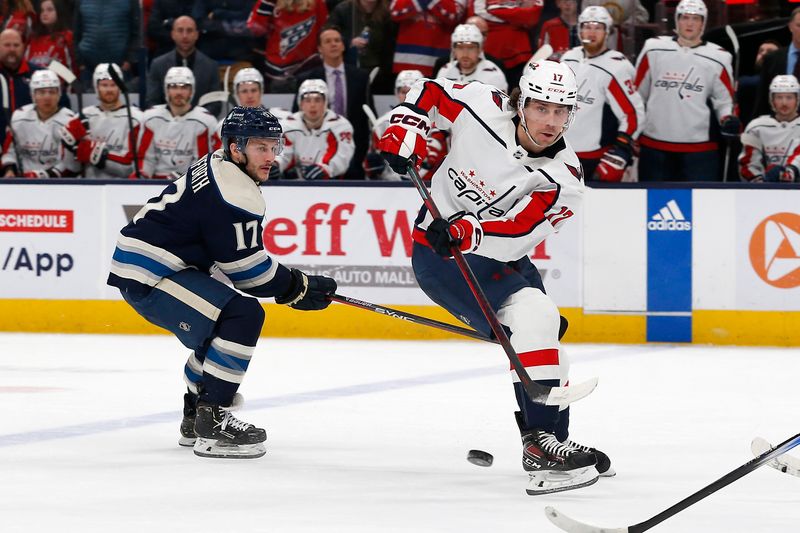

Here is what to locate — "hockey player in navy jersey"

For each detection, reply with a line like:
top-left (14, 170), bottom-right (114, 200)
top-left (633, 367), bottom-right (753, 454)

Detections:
top-left (107, 107), bottom-right (337, 459)
top-left (378, 61), bottom-right (613, 495)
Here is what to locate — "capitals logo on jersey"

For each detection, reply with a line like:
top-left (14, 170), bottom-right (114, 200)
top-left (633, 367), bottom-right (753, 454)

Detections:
top-left (446, 166), bottom-right (514, 218)
top-left (280, 17), bottom-right (315, 58)
top-left (576, 79), bottom-right (595, 105)
top-left (654, 68), bottom-right (704, 99)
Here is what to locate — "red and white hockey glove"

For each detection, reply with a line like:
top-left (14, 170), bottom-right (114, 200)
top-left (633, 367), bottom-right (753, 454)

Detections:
top-left (76, 140), bottom-right (109, 168)
top-left (594, 151), bottom-right (627, 182)
top-left (425, 212), bottom-right (483, 257)
top-left (780, 165), bottom-right (799, 183)
top-left (378, 106), bottom-right (430, 175)
top-left (60, 118), bottom-right (89, 152)
top-left (22, 169), bottom-right (49, 179)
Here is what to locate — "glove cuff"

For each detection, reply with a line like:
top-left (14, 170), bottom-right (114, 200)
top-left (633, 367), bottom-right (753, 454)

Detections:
top-left (275, 268), bottom-right (308, 306)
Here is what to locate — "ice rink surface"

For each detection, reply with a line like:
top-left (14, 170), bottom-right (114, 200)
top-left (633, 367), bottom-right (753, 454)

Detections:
top-left (2, 333), bottom-right (799, 533)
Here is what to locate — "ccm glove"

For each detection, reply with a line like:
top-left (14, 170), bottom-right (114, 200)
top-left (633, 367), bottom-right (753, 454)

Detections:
top-left (275, 268), bottom-right (338, 311)
top-left (76, 140), bottom-right (109, 168)
top-left (300, 164), bottom-right (329, 180)
top-left (593, 135), bottom-right (633, 182)
top-left (60, 118), bottom-right (89, 151)
top-left (425, 212), bottom-right (483, 257)
top-left (378, 106), bottom-right (430, 175)
top-left (719, 115), bottom-right (741, 140)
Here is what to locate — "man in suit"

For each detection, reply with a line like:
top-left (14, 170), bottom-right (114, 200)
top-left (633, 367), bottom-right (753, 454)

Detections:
top-left (146, 16), bottom-right (220, 113)
top-left (296, 25), bottom-right (373, 179)
top-left (755, 8), bottom-right (800, 118)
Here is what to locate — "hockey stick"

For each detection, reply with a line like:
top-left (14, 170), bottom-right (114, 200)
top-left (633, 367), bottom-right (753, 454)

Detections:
top-left (405, 162), bottom-right (596, 406)
top-left (0, 70), bottom-right (23, 174)
top-left (48, 60), bottom-right (83, 120)
top-left (106, 65), bottom-right (142, 180)
top-left (752, 437), bottom-right (800, 477)
top-left (362, 103), bottom-right (377, 129)
top-left (531, 44), bottom-right (553, 63)
top-left (722, 25), bottom-right (740, 183)
top-left (546, 431), bottom-right (800, 533)
top-left (330, 293), bottom-right (496, 343)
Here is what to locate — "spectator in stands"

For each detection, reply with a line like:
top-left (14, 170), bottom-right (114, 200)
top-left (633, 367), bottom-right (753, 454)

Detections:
top-left (147, 0), bottom-right (193, 58)
top-left (436, 23), bottom-right (507, 92)
top-left (25, 0), bottom-right (76, 73)
top-left (61, 63), bottom-right (143, 179)
top-left (327, 0), bottom-right (395, 94)
top-left (738, 40), bottom-right (780, 126)
top-left (562, 6), bottom-right (644, 181)
top-left (192, 0), bottom-right (255, 63)
top-left (755, 7), bottom-right (800, 118)
top-left (537, 0), bottom-right (577, 60)
top-left (296, 25), bottom-right (373, 178)
top-left (364, 69), bottom-right (447, 181)
top-left (1, 0), bottom-right (35, 42)
top-left (146, 16), bottom-right (221, 113)
top-left (1, 69), bottom-right (79, 177)
top-left (276, 79), bottom-right (355, 179)
top-left (634, 0), bottom-right (737, 181)
top-left (74, 0), bottom-right (141, 78)
top-left (247, 0), bottom-right (328, 92)
top-left (390, 0), bottom-right (464, 76)
top-left (137, 66), bottom-right (219, 179)
top-left (739, 74), bottom-right (800, 183)
top-left (472, 0), bottom-right (542, 89)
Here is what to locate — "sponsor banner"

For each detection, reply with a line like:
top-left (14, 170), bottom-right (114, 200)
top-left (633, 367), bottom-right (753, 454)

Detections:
top-left (0, 209), bottom-right (74, 233)
top-left (647, 189), bottom-right (692, 342)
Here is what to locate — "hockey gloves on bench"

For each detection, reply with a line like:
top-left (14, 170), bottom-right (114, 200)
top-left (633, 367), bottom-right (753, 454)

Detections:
top-left (378, 106), bottom-right (429, 175)
top-left (720, 115), bottom-right (741, 140)
top-left (425, 212), bottom-right (483, 257)
top-left (594, 135), bottom-right (633, 182)
top-left (60, 118), bottom-right (89, 151)
top-left (765, 165), bottom-right (800, 183)
top-left (276, 268), bottom-right (337, 311)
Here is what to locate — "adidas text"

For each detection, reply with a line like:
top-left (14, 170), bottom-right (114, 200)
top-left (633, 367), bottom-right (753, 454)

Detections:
top-left (647, 220), bottom-right (692, 231)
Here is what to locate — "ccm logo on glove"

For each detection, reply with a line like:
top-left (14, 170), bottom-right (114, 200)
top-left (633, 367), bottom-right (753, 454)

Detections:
top-left (389, 114), bottom-right (431, 135)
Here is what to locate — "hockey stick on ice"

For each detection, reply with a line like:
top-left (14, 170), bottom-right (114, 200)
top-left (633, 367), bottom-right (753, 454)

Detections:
top-left (722, 25), bottom-right (740, 182)
top-left (752, 437), bottom-right (800, 477)
top-left (106, 64), bottom-right (142, 180)
top-left (546, 431), bottom-right (800, 533)
top-left (405, 162), bottom-right (596, 406)
top-left (331, 293), bottom-right (496, 343)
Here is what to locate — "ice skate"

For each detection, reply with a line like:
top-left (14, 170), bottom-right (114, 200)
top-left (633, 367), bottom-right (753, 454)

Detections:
top-left (522, 428), bottom-right (599, 495)
top-left (563, 438), bottom-right (615, 477)
top-left (178, 393), bottom-right (197, 447)
top-left (193, 402), bottom-right (267, 459)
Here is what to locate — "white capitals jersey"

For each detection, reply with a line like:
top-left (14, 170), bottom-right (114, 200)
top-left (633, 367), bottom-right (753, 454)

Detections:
top-left (138, 105), bottom-right (220, 179)
top-left (404, 78), bottom-right (585, 263)
top-left (277, 110), bottom-right (355, 178)
top-left (81, 104), bottom-right (144, 179)
top-left (562, 47), bottom-right (645, 157)
top-left (436, 58), bottom-right (508, 93)
top-left (738, 115), bottom-right (800, 182)
top-left (635, 37), bottom-right (734, 151)
top-left (1, 104), bottom-right (79, 176)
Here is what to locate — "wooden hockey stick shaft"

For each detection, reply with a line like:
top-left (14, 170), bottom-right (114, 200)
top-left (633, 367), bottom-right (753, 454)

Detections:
top-left (330, 293), bottom-right (497, 343)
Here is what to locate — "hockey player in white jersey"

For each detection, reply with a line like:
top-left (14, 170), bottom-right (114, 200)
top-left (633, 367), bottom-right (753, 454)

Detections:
top-left (137, 66), bottom-right (220, 179)
top-left (436, 24), bottom-right (508, 93)
top-left (378, 60), bottom-right (612, 495)
top-left (275, 79), bottom-right (355, 180)
top-left (107, 107), bottom-right (337, 458)
top-left (364, 69), bottom-right (449, 181)
top-left (562, 6), bottom-right (644, 181)
top-left (634, 0), bottom-right (739, 181)
top-left (60, 63), bottom-right (144, 179)
top-left (739, 75), bottom-right (800, 183)
top-left (1, 69), bottom-right (79, 178)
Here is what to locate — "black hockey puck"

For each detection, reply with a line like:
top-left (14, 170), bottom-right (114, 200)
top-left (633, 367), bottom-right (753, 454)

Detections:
top-left (467, 449), bottom-right (493, 467)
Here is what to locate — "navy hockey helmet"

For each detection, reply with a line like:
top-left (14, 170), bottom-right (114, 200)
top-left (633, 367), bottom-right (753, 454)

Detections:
top-left (221, 106), bottom-right (284, 158)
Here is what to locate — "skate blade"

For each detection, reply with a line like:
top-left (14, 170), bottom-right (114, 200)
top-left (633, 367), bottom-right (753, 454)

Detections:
top-left (178, 436), bottom-right (196, 447)
top-left (599, 466), bottom-right (616, 478)
top-left (193, 438), bottom-right (266, 459)
top-left (526, 466), bottom-right (599, 495)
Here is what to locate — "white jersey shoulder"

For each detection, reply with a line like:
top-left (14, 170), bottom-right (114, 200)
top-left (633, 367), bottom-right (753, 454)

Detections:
top-left (209, 150), bottom-right (265, 217)
top-left (436, 58), bottom-right (508, 92)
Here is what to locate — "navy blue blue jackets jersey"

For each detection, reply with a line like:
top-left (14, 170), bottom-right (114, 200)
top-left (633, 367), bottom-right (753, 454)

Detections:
top-left (107, 149), bottom-right (292, 299)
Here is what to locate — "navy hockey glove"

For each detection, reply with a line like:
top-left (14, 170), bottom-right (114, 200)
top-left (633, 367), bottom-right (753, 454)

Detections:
top-left (764, 165), bottom-right (784, 182)
top-left (378, 106), bottom-right (430, 175)
top-left (275, 268), bottom-right (337, 311)
top-left (720, 115), bottom-right (741, 140)
top-left (425, 212), bottom-right (483, 257)
top-left (300, 164), bottom-right (329, 180)
top-left (363, 152), bottom-right (387, 178)
top-left (780, 165), bottom-right (799, 183)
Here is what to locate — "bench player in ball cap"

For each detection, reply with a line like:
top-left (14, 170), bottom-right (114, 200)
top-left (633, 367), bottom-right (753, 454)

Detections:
top-left (107, 106), bottom-right (337, 459)
top-left (378, 60), bottom-right (613, 495)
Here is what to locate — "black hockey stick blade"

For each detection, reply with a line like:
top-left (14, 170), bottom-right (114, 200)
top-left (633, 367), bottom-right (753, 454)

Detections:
top-left (546, 431), bottom-right (800, 533)
top-left (107, 64), bottom-right (128, 94)
top-left (405, 161), bottom-right (596, 407)
top-left (752, 437), bottom-right (800, 477)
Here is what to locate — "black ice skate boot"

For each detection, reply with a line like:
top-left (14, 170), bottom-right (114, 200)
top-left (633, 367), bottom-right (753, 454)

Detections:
top-left (562, 438), bottom-right (615, 477)
top-left (193, 401), bottom-right (267, 459)
top-left (516, 412), bottom-right (598, 495)
top-left (178, 392), bottom-right (198, 447)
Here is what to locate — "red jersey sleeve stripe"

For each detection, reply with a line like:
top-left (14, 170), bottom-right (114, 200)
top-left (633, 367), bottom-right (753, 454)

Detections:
top-left (414, 81), bottom-right (465, 123)
top-left (719, 67), bottom-right (734, 99)
top-left (634, 54), bottom-right (649, 89)
top-left (137, 127), bottom-right (154, 168)
top-left (322, 131), bottom-right (338, 165)
top-left (739, 145), bottom-right (756, 180)
top-left (482, 189), bottom-right (559, 238)
top-left (197, 130), bottom-right (210, 157)
top-left (608, 77), bottom-right (637, 136)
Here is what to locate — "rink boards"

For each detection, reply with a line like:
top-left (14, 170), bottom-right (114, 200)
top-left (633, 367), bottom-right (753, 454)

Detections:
top-left (0, 182), bottom-right (798, 346)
